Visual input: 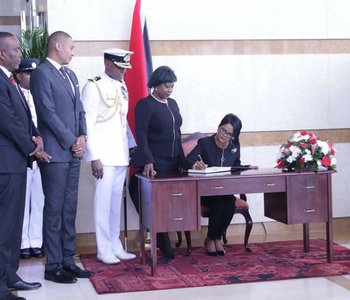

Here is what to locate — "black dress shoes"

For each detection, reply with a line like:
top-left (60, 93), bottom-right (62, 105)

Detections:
top-left (0, 291), bottom-right (26, 300)
top-left (63, 264), bottom-right (94, 278)
top-left (31, 247), bottom-right (44, 258)
top-left (8, 280), bottom-right (41, 291)
top-left (44, 269), bottom-right (77, 284)
top-left (20, 249), bottom-right (31, 259)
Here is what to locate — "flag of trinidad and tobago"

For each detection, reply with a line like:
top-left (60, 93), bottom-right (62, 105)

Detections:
top-left (125, 0), bottom-right (153, 177)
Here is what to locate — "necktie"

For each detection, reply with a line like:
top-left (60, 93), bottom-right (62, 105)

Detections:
top-left (9, 74), bottom-right (16, 85)
top-left (9, 74), bottom-right (28, 110)
top-left (60, 66), bottom-right (74, 93)
top-left (60, 66), bottom-right (68, 79)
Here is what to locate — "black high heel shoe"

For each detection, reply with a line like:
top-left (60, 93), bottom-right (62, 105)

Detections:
top-left (214, 239), bottom-right (225, 256)
top-left (204, 238), bottom-right (217, 256)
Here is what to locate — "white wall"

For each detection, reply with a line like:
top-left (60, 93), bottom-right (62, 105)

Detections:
top-left (43, 0), bottom-right (350, 232)
top-left (47, 0), bottom-right (350, 40)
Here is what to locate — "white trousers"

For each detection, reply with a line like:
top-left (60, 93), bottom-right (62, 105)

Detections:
top-left (21, 162), bottom-right (44, 249)
top-left (94, 165), bottom-right (127, 258)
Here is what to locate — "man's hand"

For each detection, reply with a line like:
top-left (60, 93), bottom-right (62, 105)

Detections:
top-left (71, 135), bottom-right (86, 158)
top-left (30, 136), bottom-right (52, 162)
top-left (91, 159), bottom-right (103, 179)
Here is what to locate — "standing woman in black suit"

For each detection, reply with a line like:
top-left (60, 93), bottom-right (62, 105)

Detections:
top-left (0, 32), bottom-right (50, 300)
top-left (30, 31), bottom-right (93, 284)
top-left (132, 66), bottom-right (186, 259)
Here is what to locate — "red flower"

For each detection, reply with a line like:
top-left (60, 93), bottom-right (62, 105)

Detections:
top-left (321, 156), bottom-right (331, 166)
top-left (310, 137), bottom-right (317, 144)
top-left (299, 142), bottom-right (308, 148)
top-left (276, 159), bottom-right (284, 169)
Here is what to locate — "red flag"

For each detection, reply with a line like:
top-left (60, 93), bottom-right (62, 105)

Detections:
top-left (126, 0), bottom-right (153, 136)
top-left (126, 0), bottom-right (153, 177)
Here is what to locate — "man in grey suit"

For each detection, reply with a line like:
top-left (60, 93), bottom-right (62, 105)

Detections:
top-left (30, 31), bottom-right (93, 284)
top-left (0, 32), bottom-right (50, 300)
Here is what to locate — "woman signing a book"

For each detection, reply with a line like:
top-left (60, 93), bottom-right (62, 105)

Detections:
top-left (186, 113), bottom-right (253, 256)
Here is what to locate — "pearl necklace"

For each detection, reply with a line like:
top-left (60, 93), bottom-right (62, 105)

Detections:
top-left (151, 93), bottom-right (167, 103)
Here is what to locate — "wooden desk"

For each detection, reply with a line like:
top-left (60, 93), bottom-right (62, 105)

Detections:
top-left (136, 168), bottom-right (334, 275)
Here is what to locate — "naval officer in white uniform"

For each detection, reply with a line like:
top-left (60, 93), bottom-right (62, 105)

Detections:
top-left (82, 49), bottom-right (136, 264)
top-left (16, 58), bottom-right (45, 260)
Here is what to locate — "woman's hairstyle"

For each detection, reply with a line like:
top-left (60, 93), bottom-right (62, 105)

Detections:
top-left (218, 113), bottom-right (242, 140)
top-left (147, 66), bottom-right (177, 88)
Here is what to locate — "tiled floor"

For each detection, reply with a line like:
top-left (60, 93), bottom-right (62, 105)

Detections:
top-left (17, 229), bottom-right (350, 300)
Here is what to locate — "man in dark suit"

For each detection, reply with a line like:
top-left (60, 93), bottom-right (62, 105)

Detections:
top-left (30, 31), bottom-right (93, 284)
top-left (0, 32), bottom-right (51, 300)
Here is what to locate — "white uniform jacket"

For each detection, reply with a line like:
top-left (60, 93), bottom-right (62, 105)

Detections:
top-left (82, 73), bottom-right (136, 166)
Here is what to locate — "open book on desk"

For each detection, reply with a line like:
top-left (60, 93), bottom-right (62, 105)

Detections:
top-left (187, 165), bottom-right (257, 174)
top-left (187, 166), bottom-right (232, 174)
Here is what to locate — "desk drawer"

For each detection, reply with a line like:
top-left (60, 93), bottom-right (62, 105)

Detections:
top-left (154, 181), bottom-right (199, 232)
top-left (287, 174), bottom-right (328, 223)
top-left (198, 176), bottom-right (286, 196)
top-left (264, 173), bottom-right (328, 224)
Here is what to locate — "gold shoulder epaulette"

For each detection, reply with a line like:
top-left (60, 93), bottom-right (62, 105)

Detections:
top-left (88, 76), bottom-right (101, 82)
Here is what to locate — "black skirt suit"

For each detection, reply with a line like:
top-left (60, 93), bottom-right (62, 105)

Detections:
top-left (186, 135), bottom-right (241, 240)
top-left (133, 95), bottom-right (185, 174)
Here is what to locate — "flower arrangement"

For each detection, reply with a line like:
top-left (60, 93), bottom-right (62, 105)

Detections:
top-left (276, 131), bottom-right (336, 171)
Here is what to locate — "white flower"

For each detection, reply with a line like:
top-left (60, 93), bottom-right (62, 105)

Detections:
top-left (331, 156), bottom-right (337, 166)
top-left (291, 132), bottom-right (302, 142)
top-left (289, 145), bottom-right (301, 158)
top-left (287, 156), bottom-right (295, 163)
top-left (317, 140), bottom-right (330, 155)
top-left (302, 152), bottom-right (313, 162)
top-left (301, 133), bottom-right (310, 142)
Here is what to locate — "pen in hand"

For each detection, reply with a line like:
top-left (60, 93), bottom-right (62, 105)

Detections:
top-left (194, 154), bottom-right (207, 170)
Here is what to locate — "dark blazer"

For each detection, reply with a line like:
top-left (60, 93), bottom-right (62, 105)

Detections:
top-left (133, 95), bottom-right (184, 168)
top-left (30, 60), bottom-right (87, 162)
top-left (186, 135), bottom-right (242, 168)
top-left (0, 68), bottom-right (39, 173)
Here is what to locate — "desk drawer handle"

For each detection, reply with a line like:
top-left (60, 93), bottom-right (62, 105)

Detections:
top-left (266, 183), bottom-right (276, 186)
top-left (304, 209), bottom-right (316, 213)
top-left (304, 185), bottom-right (315, 189)
top-left (213, 186), bottom-right (224, 190)
top-left (172, 217), bottom-right (184, 221)
top-left (170, 192), bottom-right (183, 196)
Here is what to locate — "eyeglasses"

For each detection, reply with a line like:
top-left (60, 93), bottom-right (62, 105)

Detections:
top-left (219, 127), bottom-right (234, 138)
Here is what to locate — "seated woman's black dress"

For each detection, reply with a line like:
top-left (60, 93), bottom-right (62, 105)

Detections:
top-left (186, 135), bottom-right (241, 240)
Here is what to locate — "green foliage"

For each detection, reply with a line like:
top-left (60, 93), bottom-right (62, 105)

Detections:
top-left (18, 27), bottom-right (48, 62)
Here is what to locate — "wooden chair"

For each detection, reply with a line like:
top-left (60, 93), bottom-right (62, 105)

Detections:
top-left (176, 132), bottom-right (253, 255)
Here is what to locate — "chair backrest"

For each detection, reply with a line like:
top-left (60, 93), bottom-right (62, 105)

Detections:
top-left (182, 132), bottom-right (207, 156)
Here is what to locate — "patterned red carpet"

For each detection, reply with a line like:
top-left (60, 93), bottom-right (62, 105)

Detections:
top-left (80, 239), bottom-right (350, 294)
